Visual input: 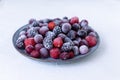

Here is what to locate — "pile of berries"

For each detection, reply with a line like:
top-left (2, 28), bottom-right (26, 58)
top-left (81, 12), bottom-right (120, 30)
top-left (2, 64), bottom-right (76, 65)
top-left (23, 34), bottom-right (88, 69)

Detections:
top-left (16, 16), bottom-right (98, 60)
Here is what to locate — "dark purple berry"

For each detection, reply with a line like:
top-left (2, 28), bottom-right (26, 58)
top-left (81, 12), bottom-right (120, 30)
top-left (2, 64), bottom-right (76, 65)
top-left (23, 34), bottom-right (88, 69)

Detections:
top-left (72, 46), bottom-right (79, 56)
top-left (16, 39), bottom-right (24, 49)
top-left (35, 44), bottom-right (43, 51)
top-left (43, 37), bottom-right (53, 50)
top-left (34, 34), bottom-right (43, 43)
top-left (63, 16), bottom-right (68, 20)
top-left (53, 26), bottom-right (62, 35)
top-left (29, 18), bottom-right (36, 24)
top-left (39, 26), bottom-right (49, 35)
top-left (60, 52), bottom-right (70, 60)
top-left (62, 23), bottom-right (71, 33)
top-left (67, 30), bottom-right (76, 40)
top-left (77, 30), bottom-right (87, 38)
top-left (80, 19), bottom-right (88, 27)
top-left (89, 32), bottom-right (97, 37)
top-left (64, 37), bottom-right (72, 43)
top-left (79, 39), bottom-right (88, 46)
top-left (27, 27), bottom-right (38, 37)
top-left (76, 37), bottom-right (81, 43)
top-left (57, 33), bottom-right (66, 39)
top-left (19, 31), bottom-right (26, 36)
top-left (61, 42), bottom-right (73, 51)
top-left (73, 40), bottom-right (79, 46)
top-left (40, 48), bottom-right (49, 58)
top-left (72, 23), bottom-right (81, 31)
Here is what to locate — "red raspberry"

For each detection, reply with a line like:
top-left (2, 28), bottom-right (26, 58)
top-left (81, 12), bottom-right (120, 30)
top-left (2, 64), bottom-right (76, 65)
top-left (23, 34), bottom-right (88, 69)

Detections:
top-left (30, 50), bottom-right (40, 58)
top-left (69, 51), bottom-right (75, 59)
top-left (25, 45), bottom-right (34, 53)
top-left (53, 37), bottom-right (63, 48)
top-left (70, 16), bottom-right (79, 24)
top-left (85, 36), bottom-right (97, 47)
top-left (24, 38), bottom-right (36, 47)
top-left (48, 22), bottom-right (55, 30)
top-left (50, 48), bottom-right (60, 59)
top-left (59, 52), bottom-right (70, 60)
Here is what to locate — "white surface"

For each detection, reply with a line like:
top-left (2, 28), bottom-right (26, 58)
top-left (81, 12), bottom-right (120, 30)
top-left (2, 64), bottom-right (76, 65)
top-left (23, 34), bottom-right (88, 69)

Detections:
top-left (0, 0), bottom-right (120, 80)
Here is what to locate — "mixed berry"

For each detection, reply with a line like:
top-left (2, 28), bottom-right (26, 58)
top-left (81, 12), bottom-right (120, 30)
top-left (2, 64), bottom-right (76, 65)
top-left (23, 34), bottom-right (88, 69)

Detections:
top-left (15, 16), bottom-right (98, 60)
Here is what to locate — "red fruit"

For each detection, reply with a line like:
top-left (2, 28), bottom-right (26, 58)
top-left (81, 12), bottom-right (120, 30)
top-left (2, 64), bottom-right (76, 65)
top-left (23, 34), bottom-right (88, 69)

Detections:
top-left (24, 38), bottom-right (36, 47)
top-left (70, 16), bottom-right (79, 24)
top-left (69, 51), bottom-right (75, 59)
top-left (53, 37), bottom-right (63, 48)
top-left (30, 50), bottom-right (40, 58)
top-left (25, 45), bottom-right (34, 53)
top-left (50, 48), bottom-right (60, 59)
top-left (85, 36), bottom-right (97, 47)
top-left (48, 22), bottom-right (55, 30)
top-left (60, 52), bottom-right (70, 60)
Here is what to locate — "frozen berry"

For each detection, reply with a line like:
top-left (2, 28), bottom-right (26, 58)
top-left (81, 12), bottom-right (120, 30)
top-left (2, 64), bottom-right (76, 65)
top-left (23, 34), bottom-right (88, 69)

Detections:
top-left (70, 16), bottom-right (79, 24)
top-left (67, 30), bottom-right (76, 40)
top-left (63, 16), bottom-right (68, 19)
top-left (80, 19), bottom-right (88, 27)
top-left (18, 35), bottom-right (27, 41)
top-left (29, 18), bottom-right (36, 24)
top-left (72, 23), bottom-right (81, 31)
top-left (85, 36), bottom-right (97, 47)
top-left (79, 45), bottom-right (89, 54)
top-left (35, 44), bottom-right (43, 51)
top-left (31, 21), bottom-right (39, 27)
top-left (83, 26), bottom-right (94, 34)
top-left (19, 31), bottom-right (26, 36)
top-left (62, 19), bottom-right (69, 23)
top-left (76, 37), bottom-right (81, 43)
top-left (77, 30), bottom-right (87, 38)
top-left (62, 23), bottom-right (71, 33)
top-left (43, 37), bottom-right (53, 50)
top-left (24, 38), bottom-right (36, 47)
top-left (53, 26), bottom-right (62, 35)
top-left (72, 46), bottom-right (79, 56)
top-left (45, 31), bottom-right (56, 39)
top-left (53, 37), bottom-right (63, 48)
top-left (16, 39), bottom-right (24, 49)
top-left (43, 18), bottom-right (52, 23)
top-left (48, 22), bottom-right (55, 30)
top-left (27, 27), bottom-right (38, 37)
top-left (50, 48), bottom-right (60, 59)
top-left (89, 32), bottom-right (97, 37)
top-left (39, 26), bottom-right (49, 35)
top-left (64, 37), bottom-right (72, 43)
top-left (61, 42), bottom-right (73, 51)
top-left (40, 48), bottom-right (49, 58)
top-left (30, 50), bottom-right (40, 58)
top-left (25, 45), bottom-right (34, 53)
top-left (73, 40), bottom-right (79, 46)
top-left (60, 52), bottom-right (70, 60)
top-left (79, 39), bottom-right (88, 46)
top-left (54, 19), bottom-right (62, 26)
top-left (69, 51), bottom-right (75, 59)
top-left (34, 34), bottom-right (43, 43)
top-left (58, 33), bottom-right (66, 39)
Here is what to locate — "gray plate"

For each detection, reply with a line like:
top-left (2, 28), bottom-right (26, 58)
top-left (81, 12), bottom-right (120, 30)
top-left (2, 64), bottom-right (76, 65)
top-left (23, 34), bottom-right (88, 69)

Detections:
top-left (12, 24), bottom-right (100, 63)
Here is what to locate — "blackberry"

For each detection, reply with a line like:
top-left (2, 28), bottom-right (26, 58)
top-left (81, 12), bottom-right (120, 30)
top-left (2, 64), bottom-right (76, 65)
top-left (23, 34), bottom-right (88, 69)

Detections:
top-left (45, 31), bottom-right (56, 39)
top-left (16, 39), bottom-right (24, 49)
top-left (53, 26), bottom-right (61, 35)
top-left (31, 20), bottom-right (39, 27)
top-left (43, 37), bottom-right (53, 50)
top-left (27, 27), bottom-right (38, 37)
top-left (67, 30), bottom-right (76, 40)
top-left (61, 42), bottom-right (73, 51)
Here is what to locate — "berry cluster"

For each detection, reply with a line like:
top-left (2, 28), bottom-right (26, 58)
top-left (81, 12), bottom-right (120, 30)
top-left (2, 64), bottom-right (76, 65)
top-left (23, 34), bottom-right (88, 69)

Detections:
top-left (16, 16), bottom-right (98, 60)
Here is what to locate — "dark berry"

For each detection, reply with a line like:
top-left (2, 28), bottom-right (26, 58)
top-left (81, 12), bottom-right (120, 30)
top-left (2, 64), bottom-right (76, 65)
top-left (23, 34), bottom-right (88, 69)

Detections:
top-left (72, 23), bottom-right (81, 31)
top-left (63, 16), bottom-right (68, 19)
top-left (25, 45), bottom-right (34, 53)
top-left (64, 37), bottom-right (72, 43)
top-left (43, 37), bottom-right (53, 50)
top-left (89, 32), bottom-right (97, 37)
top-left (85, 36), bottom-right (97, 47)
top-left (34, 34), bottom-right (43, 43)
top-left (30, 50), bottom-right (40, 58)
top-left (80, 19), bottom-right (88, 27)
top-left (39, 26), bottom-right (49, 35)
top-left (67, 30), bottom-right (76, 40)
top-left (57, 33), bottom-right (66, 39)
top-left (73, 40), bottom-right (79, 46)
top-left (77, 30), bottom-right (87, 38)
top-left (69, 51), bottom-right (75, 59)
top-left (27, 27), bottom-right (38, 37)
top-left (79, 39), bottom-right (88, 46)
top-left (29, 18), bottom-right (36, 24)
top-left (53, 26), bottom-right (62, 35)
top-left (79, 45), bottom-right (89, 54)
top-left (60, 52), bottom-right (70, 60)
top-left (70, 16), bottom-right (79, 24)
top-left (62, 23), bottom-right (71, 33)
top-left (16, 39), bottom-right (24, 49)
top-left (61, 42), bottom-right (73, 51)
top-left (50, 48), bottom-right (60, 59)
top-left (19, 31), bottom-right (26, 36)
top-left (72, 46), bottom-right (79, 56)
top-left (45, 31), bottom-right (56, 39)
top-left (40, 48), bottom-right (49, 58)
top-left (35, 44), bottom-right (43, 51)
top-left (53, 37), bottom-right (63, 48)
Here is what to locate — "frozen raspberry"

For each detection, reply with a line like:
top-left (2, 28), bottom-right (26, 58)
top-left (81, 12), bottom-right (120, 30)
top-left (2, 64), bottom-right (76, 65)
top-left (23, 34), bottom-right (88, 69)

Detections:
top-left (79, 39), bottom-right (88, 46)
top-left (79, 45), bottom-right (89, 54)
top-left (35, 44), bottom-right (43, 51)
top-left (45, 31), bottom-right (56, 39)
top-left (34, 34), bottom-right (43, 43)
top-left (62, 23), bottom-right (71, 33)
top-left (50, 48), bottom-right (60, 59)
top-left (53, 37), bottom-right (63, 48)
top-left (85, 36), bottom-right (97, 47)
top-left (24, 38), bottom-right (36, 47)
top-left (57, 33), bottom-right (66, 39)
top-left (43, 37), bottom-right (53, 50)
top-left (69, 51), bottom-right (75, 59)
top-left (53, 26), bottom-right (62, 35)
top-left (80, 19), bottom-right (88, 27)
top-left (70, 16), bottom-right (79, 24)
top-left (61, 42), bottom-right (73, 51)
top-left (39, 26), bottom-right (49, 35)
top-left (72, 46), bottom-right (79, 56)
top-left (67, 30), bottom-right (76, 40)
top-left (60, 52), bottom-right (70, 60)
top-left (40, 48), bottom-right (49, 58)
top-left (30, 50), bottom-right (40, 58)
top-left (48, 21), bottom-right (55, 30)
top-left (72, 23), bottom-right (81, 31)
top-left (25, 45), bottom-right (34, 53)
top-left (77, 30), bottom-right (87, 38)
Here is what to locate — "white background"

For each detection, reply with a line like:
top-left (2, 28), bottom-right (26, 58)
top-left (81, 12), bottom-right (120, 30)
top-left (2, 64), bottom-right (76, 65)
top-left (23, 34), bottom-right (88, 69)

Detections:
top-left (0, 0), bottom-right (120, 80)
